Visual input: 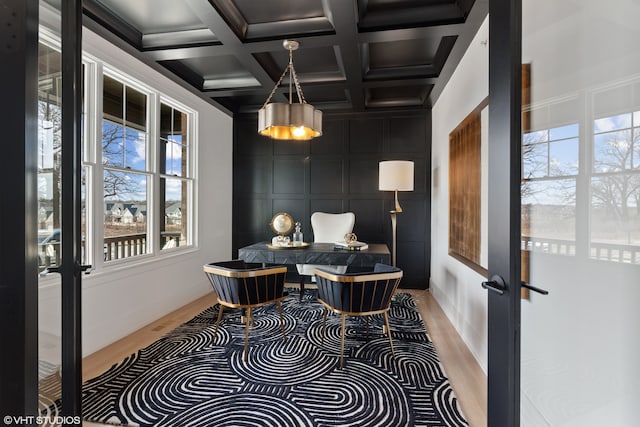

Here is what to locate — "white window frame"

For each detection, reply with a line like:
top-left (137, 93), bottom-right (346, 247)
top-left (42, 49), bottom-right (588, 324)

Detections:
top-left (157, 96), bottom-right (197, 253)
top-left (97, 67), bottom-right (197, 268)
top-left (37, 27), bottom-right (199, 282)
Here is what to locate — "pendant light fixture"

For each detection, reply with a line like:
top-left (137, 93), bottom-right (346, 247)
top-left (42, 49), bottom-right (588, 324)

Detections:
top-left (258, 40), bottom-right (322, 141)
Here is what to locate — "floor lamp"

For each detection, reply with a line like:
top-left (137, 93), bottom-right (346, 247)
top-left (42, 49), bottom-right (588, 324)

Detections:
top-left (379, 160), bottom-right (414, 266)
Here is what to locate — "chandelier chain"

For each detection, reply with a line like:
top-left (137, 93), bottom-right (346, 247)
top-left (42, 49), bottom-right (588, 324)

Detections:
top-left (261, 65), bottom-right (289, 109)
top-left (290, 64), bottom-right (306, 104)
top-left (260, 44), bottom-right (307, 108)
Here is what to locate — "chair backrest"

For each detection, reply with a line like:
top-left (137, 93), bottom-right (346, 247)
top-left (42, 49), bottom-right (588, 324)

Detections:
top-left (311, 212), bottom-right (355, 243)
top-left (314, 263), bottom-right (403, 313)
top-left (203, 260), bottom-right (287, 306)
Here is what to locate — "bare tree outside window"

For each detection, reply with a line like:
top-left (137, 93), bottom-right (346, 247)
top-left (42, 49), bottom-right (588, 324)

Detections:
top-left (591, 113), bottom-right (640, 250)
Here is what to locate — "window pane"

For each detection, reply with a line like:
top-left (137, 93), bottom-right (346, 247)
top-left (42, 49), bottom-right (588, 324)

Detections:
top-left (172, 109), bottom-right (187, 140)
top-left (102, 120), bottom-right (146, 170)
top-left (102, 119), bottom-right (125, 167)
top-left (522, 179), bottom-right (576, 255)
top-left (594, 130), bottom-right (633, 172)
top-left (103, 75), bottom-right (123, 120)
top-left (634, 128), bottom-right (640, 170)
top-left (523, 130), bottom-right (548, 144)
top-left (125, 86), bottom-right (146, 130)
top-left (103, 170), bottom-right (148, 261)
top-left (594, 113), bottom-right (631, 133)
top-left (160, 177), bottom-right (189, 249)
top-left (549, 123), bottom-right (579, 140)
top-left (160, 104), bottom-right (188, 177)
top-left (590, 175), bottom-right (640, 263)
top-left (125, 127), bottom-right (147, 170)
top-left (81, 166), bottom-right (88, 266)
top-left (523, 142), bottom-right (548, 178)
top-left (38, 43), bottom-right (62, 272)
top-left (164, 141), bottom-right (185, 176)
top-left (549, 138), bottom-right (579, 176)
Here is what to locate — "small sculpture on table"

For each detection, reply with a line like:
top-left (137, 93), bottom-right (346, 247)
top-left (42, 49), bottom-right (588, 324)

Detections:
top-left (334, 232), bottom-right (369, 251)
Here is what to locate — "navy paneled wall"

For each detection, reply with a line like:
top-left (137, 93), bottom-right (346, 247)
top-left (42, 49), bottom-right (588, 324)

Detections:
top-left (233, 111), bottom-right (431, 289)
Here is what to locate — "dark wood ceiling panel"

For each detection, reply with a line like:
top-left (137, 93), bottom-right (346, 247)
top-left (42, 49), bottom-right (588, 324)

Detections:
top-left (78, 0), bottom-right (487, 114)
top-left (96, 0), bottom-right (208, 34)
top-left (234, 0), bottom-right (326, 24)
top-left (368, 39), bottom-right (441, 69)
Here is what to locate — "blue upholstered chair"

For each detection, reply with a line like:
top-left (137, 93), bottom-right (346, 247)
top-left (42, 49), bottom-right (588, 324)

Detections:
top-left (314, 263), bottom-right (403, 368)
top-left (203, 260), bottom-right (288, 361)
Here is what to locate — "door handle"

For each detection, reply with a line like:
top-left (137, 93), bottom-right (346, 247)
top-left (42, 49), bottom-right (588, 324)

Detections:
top-left (521, 281), bottom-right (549, 295)
top-left (481, 274), bottom-right (506, 295)
top-left (78, 263), bottom-right (93, 274)
top-left (39, 263), bottom-right (92, 277)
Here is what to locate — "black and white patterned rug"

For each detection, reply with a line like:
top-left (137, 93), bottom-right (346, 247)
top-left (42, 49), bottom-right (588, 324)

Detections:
top-left (81, 290), bottom-right (468, 426)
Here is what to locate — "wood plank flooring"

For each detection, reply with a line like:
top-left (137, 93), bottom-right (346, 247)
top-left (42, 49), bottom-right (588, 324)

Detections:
top-left (82, 287), bottom-right (487, 427)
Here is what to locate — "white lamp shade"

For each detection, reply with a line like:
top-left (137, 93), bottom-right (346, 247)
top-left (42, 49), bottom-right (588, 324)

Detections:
top-left (379, 160), bottom-right (414, 191)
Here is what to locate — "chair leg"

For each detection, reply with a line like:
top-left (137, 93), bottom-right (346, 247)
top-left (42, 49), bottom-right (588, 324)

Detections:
top-left (383, 312), bottom-right (395, 358)
top-left (243, 307), bottom-right (252, 361)
top-left (321, 307), bottom-right (328, 343)
top-left (277, 301), bottom-right (287, 342)
top-left (214, 304), bottom-right (225, 337)
top-left (340, 314), bottom-right (346, 369)
top-left (299, 275), bottom-right (305, 301)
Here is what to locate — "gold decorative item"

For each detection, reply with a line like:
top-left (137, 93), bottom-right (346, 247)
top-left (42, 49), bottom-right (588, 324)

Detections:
top-left (269, 212), bottom-right (305, 248)
top-left (344, 232), bottom-right (358, 244)
top-left (270, 212), bottom-right (294, 236)
top-left (258, 40), bottom-right (322, 141)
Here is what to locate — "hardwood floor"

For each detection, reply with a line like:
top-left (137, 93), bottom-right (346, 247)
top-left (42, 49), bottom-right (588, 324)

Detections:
top-left (82, 287), bottom-right (487, 427)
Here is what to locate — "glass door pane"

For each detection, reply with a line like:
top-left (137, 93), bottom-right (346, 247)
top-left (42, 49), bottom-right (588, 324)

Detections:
top-left (521, 1), bottom-right (640, 425)
top-left (37, 37), bottom-right (63, 416)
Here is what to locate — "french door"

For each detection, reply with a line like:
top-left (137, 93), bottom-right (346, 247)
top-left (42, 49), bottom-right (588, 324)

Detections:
top-left (0, 0), bottom-right (85, 420)
top-left (488, 0), bottom-right (640, 425)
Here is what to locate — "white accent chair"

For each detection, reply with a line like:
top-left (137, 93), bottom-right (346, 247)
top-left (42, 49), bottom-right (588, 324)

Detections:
top-left (296, 212), bottom-right (355, 299)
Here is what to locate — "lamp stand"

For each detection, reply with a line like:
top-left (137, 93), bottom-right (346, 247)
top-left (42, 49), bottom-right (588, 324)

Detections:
top-left (389, 210), bottom-right (400, 266)
top-left (389, 189), bottom-right (402, 267)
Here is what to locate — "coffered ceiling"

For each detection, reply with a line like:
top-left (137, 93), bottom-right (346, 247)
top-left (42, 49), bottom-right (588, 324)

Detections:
top-left (79, 0), bottom-right (488, 115)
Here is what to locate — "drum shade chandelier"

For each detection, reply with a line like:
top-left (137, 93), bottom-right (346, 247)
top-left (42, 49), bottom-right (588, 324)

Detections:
top-left (258, 40), bottom-right (322, 141)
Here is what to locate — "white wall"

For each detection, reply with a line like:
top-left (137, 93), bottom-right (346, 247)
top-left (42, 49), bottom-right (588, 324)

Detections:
top-left (431, 16), bottom-right (489, 372)
top-left (38, 15), bottom-right (233, 358)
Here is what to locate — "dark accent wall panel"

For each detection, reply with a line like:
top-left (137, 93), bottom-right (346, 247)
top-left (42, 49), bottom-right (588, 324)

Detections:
top-left (234, 156), bottom-right (269, 194)
top-left (311, 120), bottom-right (346, 155)
top-left (233, 110), bottom-right (431, 289)
top-left (273, 159), bottom-right (305, 194)
top-left (349, 159), bottom-right (380, 194)
top-left (349, 199), bottom-right (385, 240)
top-left (349, 119), bottom-right (384, 153)
top-left (310, 159), bottom-right (344, 194)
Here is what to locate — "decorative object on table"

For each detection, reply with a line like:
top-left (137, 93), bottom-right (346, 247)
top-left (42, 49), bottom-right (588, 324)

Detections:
top-left (379, 160), bottom-right (414, 266)
top-left (74, 289), bottom-right (468, 427)
top-left (296, 212), bottom-right (355, 299)
top-left (270, 211), bottom-right (294, 247)
top-left (292, 222), bottom-right (304, 246)
top-left (344, 232), bottom-right (357, 243)
top-left (334, 232), bottom-right (369, 251)
top-left (203, 260), bottom-right (288, 361)
top-left (258, 40), bottom-right (322, 141)
top-left (314, 263), bottom-right (403, 368)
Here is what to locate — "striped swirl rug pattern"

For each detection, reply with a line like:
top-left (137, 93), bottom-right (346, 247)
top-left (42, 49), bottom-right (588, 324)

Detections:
top-left (81, 290), bottom-right (468, 426)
